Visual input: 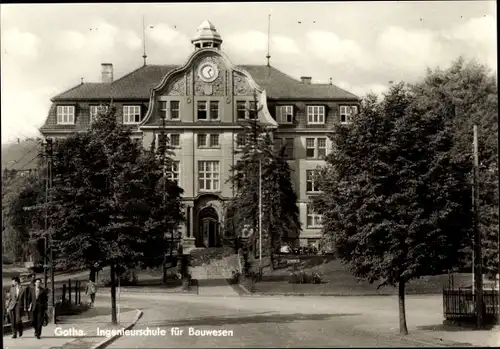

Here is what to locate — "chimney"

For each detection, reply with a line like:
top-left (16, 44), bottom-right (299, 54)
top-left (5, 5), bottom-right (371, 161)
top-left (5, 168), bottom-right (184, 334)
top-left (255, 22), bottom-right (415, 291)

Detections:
top-left (301, 76), bottom-right (312, 84)
top-left (101, 63), bottom-right (113, 83)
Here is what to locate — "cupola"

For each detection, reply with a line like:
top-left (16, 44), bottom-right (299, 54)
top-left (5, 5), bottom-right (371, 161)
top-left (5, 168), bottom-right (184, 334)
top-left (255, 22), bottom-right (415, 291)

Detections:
top-left (191, 20), bottom-right (223, 50)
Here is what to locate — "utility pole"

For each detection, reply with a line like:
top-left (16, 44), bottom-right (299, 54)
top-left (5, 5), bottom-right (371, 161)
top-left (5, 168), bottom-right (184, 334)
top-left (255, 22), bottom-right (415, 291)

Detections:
top-left (472, 124), bottom-right (484, 328)
top-left (43, 138), bottom-right (56, 323)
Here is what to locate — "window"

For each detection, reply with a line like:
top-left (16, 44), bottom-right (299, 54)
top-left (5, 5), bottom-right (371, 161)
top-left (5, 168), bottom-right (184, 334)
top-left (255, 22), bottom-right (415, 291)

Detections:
top-left (198, 134), bottom-right (219, 148)
top-left (284, 138), bottom-right (294, 159)
top-left (210, 101), bottom-right (219, 120)
top-left (306, 170), bottom-right (321, 193)
top-left (156, 133), bottom-right (180, 149)
top-left (123, 105), bottom-right (142, 124)
top-left (340, 105), bottom-right (358, 124)
top-left (273, 138), bottom-right (294, 158)
top-left (210, 134), bottom-right (219, 147)
top-left (198, 161), bottom-right (220, 192)
top-left (236, 133), bottom-right (246, 148)
top-left (158, 101), bottom-right (167, 119)
top-left (305, 138), bottom-right (327, 159)
top-left (197, 101), bottom-right (207, 120)
top-left (274, 138), bottom-right (282, 153)
top-left (307, 205), bottom-right (323, 228)
top-left (90, 105), bottom-right (108, 123)
top-left (279, 106), bottom-right (294, 124)
top-left (169, 134), bottom-right (180, 147)
top-left (248, 101), bottom-right (258, 119)
top-left (197, 134), bottom-right (207, 147)
top-left (236, 101), bottom-right (246, 120)
top-left (307, 106), bottom-right (325, 124)
top-left (56, 106), bottom-right (75, 124)
top-left (166, 161), bottom-right (180, 185)
top-left (170, 101), bottom-right (180, 120)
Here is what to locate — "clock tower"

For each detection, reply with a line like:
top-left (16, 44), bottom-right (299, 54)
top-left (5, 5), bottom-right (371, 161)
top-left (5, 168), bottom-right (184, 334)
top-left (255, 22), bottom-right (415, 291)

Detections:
top-left (191, 20), bottom-right (223, 50)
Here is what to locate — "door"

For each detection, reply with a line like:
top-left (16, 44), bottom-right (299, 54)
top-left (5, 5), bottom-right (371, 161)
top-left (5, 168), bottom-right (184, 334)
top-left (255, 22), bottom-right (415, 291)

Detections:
top-left (208, 220), bottom-right (217, 247)
top-left (202, 219), bottom-right (209, 247)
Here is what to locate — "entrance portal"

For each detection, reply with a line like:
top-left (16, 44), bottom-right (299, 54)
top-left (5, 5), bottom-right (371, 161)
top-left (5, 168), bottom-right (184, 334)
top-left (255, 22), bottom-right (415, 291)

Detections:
top-left (199, 206), bottom-right (220, 247)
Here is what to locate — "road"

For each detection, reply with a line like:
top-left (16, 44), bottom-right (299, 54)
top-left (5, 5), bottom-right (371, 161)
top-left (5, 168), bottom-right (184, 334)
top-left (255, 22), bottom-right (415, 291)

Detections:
top-left (107, 288), bottom-right (474, 348)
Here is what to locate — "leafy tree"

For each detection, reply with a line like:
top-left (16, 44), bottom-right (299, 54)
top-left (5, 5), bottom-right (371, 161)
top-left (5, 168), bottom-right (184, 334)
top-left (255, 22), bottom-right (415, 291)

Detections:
top-left (411, 58), bottom-right (499, 276)
top-left (225, 92), bottom-right (300, 268)
top-left (31, 104), bottom-right (184, 324)
top-left (2, 165), bottom-right (45, 263)
top-left (315, 83), bottom-right (472, 334)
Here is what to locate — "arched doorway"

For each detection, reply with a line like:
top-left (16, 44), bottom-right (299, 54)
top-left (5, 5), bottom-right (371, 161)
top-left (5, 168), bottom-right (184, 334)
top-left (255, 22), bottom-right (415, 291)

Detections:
top-left (199, 206), bottom-right (220, 247)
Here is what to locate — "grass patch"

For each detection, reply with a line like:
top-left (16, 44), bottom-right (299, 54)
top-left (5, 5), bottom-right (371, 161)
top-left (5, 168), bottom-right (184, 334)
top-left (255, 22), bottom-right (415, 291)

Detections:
top-left (252, 258), bottom-right (474, 296)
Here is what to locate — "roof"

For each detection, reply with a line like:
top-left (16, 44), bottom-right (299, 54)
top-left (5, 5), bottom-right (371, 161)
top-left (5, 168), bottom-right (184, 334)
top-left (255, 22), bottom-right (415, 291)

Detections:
top-left (1, 139), bottom-right (42, 171)
top-left (52, 64), bottom-right (359, 101)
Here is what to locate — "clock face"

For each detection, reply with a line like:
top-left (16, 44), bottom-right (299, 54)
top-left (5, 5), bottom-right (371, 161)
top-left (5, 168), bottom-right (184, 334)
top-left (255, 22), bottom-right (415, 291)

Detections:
top-left (198, 63), bottom-right (219, 82)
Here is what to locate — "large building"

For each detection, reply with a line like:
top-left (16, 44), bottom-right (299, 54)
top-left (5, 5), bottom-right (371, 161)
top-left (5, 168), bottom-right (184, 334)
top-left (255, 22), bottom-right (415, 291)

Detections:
top-left (40, 20), bottom-right (360, 251)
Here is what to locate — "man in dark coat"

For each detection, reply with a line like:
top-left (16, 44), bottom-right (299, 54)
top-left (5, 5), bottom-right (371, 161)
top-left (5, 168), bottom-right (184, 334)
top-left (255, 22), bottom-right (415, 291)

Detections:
top-left (6, 276), bottom-right (27, 338)
top-left (26, 278), bottom-right (48, 339)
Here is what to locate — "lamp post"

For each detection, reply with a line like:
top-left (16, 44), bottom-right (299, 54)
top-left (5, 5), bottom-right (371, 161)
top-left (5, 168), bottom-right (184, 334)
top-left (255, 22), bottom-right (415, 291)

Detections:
top-left (160, 113), bottom-right (168, 284)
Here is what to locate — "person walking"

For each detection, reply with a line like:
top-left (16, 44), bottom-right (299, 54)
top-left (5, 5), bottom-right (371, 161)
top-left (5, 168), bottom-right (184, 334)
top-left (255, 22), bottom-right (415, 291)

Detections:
top-left (85, 279), bottom-right (97, 307)
top-left (6, 276), bottom-right (27, 338)
top-left (26, 278), bottom-right (48, 339)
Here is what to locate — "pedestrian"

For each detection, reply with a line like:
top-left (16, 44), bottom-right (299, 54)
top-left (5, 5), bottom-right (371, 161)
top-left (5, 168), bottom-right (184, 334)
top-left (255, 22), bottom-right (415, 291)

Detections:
top-left (85, 279), bottom-right (97, 307)
top-left (6, 276), bottom-right (27, 338)
top-left (26, 278), bottom-right (48, 339)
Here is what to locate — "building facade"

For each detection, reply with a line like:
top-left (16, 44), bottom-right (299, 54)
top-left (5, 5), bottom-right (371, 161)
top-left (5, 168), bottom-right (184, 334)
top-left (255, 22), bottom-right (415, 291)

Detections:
top-left (40, 20), bottom-right (360, 251)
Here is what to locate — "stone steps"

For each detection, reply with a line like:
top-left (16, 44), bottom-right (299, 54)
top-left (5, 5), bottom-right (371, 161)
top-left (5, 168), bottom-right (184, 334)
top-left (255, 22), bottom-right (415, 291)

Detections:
top-left (190, 253), bottom-right (238, 280)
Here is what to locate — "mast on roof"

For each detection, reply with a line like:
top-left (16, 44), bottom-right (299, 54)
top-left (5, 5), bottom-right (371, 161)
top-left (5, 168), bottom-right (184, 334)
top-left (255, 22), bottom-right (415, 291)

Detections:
top-left (142, 15), bottom-right (147, 66)
top-left (266, 13), bottom-right (271, 67)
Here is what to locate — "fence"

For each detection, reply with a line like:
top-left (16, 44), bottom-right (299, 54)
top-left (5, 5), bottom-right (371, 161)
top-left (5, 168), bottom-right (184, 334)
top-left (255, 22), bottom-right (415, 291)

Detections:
top-left (443, 287), bottom-right (499, 323)
top-left (3, 279), bottom-right (85, 325)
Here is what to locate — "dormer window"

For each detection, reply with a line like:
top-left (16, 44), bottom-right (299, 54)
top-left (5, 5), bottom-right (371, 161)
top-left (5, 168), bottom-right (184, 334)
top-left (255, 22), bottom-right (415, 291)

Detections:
top-left (307, 106), bottom-right (325, 124)
top-left (123, 105), bottom-right (142, 124)
top-left (90, 105), bottom-right (108, 123)
top-left (57, 106), bottom-right (75, 125)
top-left (340, 105), bottom-right (358, 124)
top-left (278, 105), bottom-right (294, 124)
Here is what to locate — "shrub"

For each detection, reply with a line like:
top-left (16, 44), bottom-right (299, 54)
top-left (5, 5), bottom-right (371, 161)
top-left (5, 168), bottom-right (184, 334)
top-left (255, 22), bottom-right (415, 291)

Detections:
top-left (288, 271), bottom-right (322, 284)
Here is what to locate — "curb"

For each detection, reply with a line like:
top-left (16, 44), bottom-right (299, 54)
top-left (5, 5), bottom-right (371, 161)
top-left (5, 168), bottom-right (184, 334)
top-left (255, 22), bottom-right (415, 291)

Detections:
top-left (90, 309), bottom-right (143, 349)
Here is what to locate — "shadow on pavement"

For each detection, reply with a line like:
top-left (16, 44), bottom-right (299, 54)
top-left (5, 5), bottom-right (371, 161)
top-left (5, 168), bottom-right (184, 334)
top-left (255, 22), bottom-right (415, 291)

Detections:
top-left (57, 306), bottom-right (134, 323)
top-left (417, 323), bottom-right (495, 332)
top-left (146, 312), bottom-right (361, 327)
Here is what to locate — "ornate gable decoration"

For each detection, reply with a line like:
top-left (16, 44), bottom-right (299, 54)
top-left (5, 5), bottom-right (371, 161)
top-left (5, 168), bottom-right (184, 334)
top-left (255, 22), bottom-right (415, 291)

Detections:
top-left (165, 75), bottom-right (186, 95)
top-left (194, 55), bottom-right (225, 96)
top-left (233, 72), bottom-right (251, 96)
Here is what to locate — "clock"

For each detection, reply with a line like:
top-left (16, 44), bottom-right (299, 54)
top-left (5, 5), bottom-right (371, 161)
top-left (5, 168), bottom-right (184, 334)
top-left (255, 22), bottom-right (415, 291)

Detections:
top-left (198, 62), bottom-right (219, 83)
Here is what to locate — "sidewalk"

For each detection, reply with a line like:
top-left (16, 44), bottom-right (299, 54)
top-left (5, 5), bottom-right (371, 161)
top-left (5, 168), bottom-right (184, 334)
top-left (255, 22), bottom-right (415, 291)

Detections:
top-left (3, 293), bottom-right (138, 349)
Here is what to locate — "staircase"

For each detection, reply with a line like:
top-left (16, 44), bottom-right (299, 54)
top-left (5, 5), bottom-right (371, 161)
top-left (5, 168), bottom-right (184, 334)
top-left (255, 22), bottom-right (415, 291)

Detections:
top-left (190, 251), bottom-right (239, 280)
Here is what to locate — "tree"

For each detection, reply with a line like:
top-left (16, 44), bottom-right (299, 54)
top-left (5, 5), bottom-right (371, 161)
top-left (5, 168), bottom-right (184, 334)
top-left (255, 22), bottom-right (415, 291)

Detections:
top-left (315, 83), bottom-right (472, 335)
top-left (2, 166), bottom-right (45, 263)
top-left (411, 57), bottom-right (499, 276)
top-left (225, 92), bottom-right (300, 267)
top-left (31, 104), bottom-right (184, 324)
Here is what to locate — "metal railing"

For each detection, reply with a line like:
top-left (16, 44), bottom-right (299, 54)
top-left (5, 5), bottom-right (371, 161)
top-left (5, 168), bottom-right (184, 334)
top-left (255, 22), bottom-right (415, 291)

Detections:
top-left (443, 287), bottom-right (499, 321)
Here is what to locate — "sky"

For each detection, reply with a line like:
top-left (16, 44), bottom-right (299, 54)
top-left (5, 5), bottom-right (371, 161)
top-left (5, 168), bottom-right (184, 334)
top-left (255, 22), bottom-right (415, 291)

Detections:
top-left (1, 1), bottom-right (497, 144)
